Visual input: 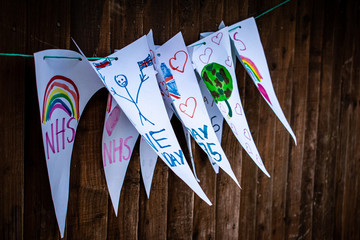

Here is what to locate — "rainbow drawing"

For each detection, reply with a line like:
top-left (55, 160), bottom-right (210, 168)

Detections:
top-left (240, 55), bottom-right (263, 82)
top-left (42, 75), bottom-right (80, 123)
top-left (240, 55), bottom-right (272, 105)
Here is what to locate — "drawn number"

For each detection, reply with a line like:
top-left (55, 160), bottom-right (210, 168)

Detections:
top-left (211, 116), bottom-right (220, 133)
top-left (199, 142), bottom-right (222, 162)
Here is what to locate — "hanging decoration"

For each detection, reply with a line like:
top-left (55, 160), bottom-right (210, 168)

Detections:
top-left (25, 1), bottom-right (296, 236)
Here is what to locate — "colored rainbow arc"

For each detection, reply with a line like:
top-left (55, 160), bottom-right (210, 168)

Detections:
top-left (42, 75), bottom-right (80, 123)
top-left (240, 55), bottom-right (263, 82)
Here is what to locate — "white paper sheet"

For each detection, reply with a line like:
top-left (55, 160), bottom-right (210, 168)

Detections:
top-left (229, 17), bottom-right (296, 144)
top-left (154, 32), bottom-right (240, 187)
top-left (77, 36), bottom-right (211, 205)
top-left (190, 27), bottom-right (270, 177)
top-left (34, 49), bottom-right (104, 238)
top-left (102, 94), bottom-right (139, 214)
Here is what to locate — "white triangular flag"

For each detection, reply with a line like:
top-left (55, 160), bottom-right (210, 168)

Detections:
top-left (154, 32), bottom-right (240, 186)
top-left (34, 49), bottom-right (104, 238)
top-left (229, 17), bottom-right (296, 144)
top-left (78, 36), bottom-right (211, 205)
top-left (191, 27), bottom-right (270, 177)
top-left (102, 94), bottom-right (139, 214)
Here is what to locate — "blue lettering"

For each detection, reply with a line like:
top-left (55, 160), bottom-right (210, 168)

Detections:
top-left (198, 125), bottom-right (208, 139)
top-left (150, 128), bottom-right (171, 149)
top-left (174, 150), bottom-right (185, 165)
top-left (207, 143), bottom-right (221, 162)
top-left (162, 152), bottom-right (183, 167)
top-left (143, 133), bottom-right (158, 152)
top-left (190, 128), bottom-right (204, 140)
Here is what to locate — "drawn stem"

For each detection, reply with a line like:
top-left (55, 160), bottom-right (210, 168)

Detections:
top-left (225, 100), bottom-right (232, 118)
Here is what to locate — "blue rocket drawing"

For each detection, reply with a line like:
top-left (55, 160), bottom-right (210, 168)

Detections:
top-left (160, 63), bottom-right (181, 99)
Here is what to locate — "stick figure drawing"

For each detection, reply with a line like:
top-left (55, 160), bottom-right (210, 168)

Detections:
top-left (110, 54), bottom-right (155, 126)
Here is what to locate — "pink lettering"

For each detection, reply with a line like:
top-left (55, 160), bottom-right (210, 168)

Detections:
top-left (67, 117), bottom-right (76, 143)
top-left (55, 118), bottom-right (66, 152)
top-left (113, 138), bottom-right (123, 163)
top-left (123, 136), bottom-right (133, 161)
top-left (45, 124), bottom-right (55, 159)
top-left (103, 141), bottom-right (112, 167)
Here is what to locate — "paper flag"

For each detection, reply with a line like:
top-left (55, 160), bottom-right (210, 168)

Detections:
top-left (34, 49), bottom-right (104, 238)
top-left (191, 27), bottom-right (270, 177)
top-left (139, 136), bottom-right (158, 198)
top-left (199, 78), bottom-right (223, 174)
top-left (229, 17), bottom-right (296, 144)
top-left (154, 32), bottom-right (240, 187)
top-left (79, 36), bottom-right (211, 205)
top-left (102, 94), bottom-right (139, 214)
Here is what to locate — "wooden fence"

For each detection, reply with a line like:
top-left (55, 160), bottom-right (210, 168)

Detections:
top-left (0, 0), bottom-right (359, 239)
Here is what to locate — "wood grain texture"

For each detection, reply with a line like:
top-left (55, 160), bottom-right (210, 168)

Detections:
top-left (0, 0), bottom-right (359, 239)
top-left (0, 1), bottom-right (26, 239)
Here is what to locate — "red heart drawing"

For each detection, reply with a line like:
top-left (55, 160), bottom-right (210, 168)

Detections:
top-left (243, 128), bottom-right (251, 141)
top-left (225, 56), bottom-right (232, 67)
top-left (245, 143), bottom-right (253, 155)
top-left (211, 32), bottom-right (223, 45)
top-left (199, 47), bottom-right (213, 64)
top-left (150, 49), bottom-right (156, 64)
top-left (106, 105), bottom-right (121, 136)
top-left (235, 103), bottom-right (242, 115)
top-left (169, 50), bottom-right (188, 73)
top-left (233, 32), bottom-right (246, 51)
top-left (179, 97), bottom-right (197, 118)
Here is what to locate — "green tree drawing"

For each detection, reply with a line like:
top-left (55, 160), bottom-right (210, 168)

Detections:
top-left (201, 62), bottom-right (233, 117)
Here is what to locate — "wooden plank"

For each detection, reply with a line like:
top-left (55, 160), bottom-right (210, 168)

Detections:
top-left (23, 0), bottom-right (71, 239)
top-left (187, 0), bottom-right (220, 239)
top-left (297, 0), bottom-right (324, 239)
top-left (0, 1), bottom-right (26, 239)
top-left (106, 0), bottom-right (143, 239)
top-left (213, 0), bottom-right (248, 239)
top-left (137, 0), bottom-right (172, 239)
top-left (269, 1), bottom-right (296, 239)
top-left (316, 0), bottom-right (346, 239)
top-left (253, 0), bottom-right (285, 238)
top-left (284, 0), bottom-right (312, 238)
top-left (66, 0), bottom-right (110, 239)
top-left (337, 1), bottom-right (360, 239)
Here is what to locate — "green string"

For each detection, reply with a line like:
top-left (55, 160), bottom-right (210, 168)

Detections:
top-left (229, 0), bottom-right (291, 32)
top-left (0, 53), bottom-right (34, 58)
top-left (0, 0), bottom-right (291, 58)
top-left (255, 0), bottom-right (291, 19)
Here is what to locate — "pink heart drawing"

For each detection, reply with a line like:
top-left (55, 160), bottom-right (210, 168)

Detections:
top-left (211, 32), bottom-right (223, 45)
top-left (169, 50), bottom-right (188, 73)
top-left (199, 47), bottom-right (213, 64)
top-left (106, 105), bottom-right (121, 136)
top-left (233, 32), bottom-right (246, 51)
top-left (179, 97), bottom-right (197, 118)
top-left (243, 129), bottom-right (251, 141)
top-left (225, 56), bottom-right (232, 67)
top-left (235, 103), bottom-right (242, 115)
top-left (245, 143), bottom-right (253, 155)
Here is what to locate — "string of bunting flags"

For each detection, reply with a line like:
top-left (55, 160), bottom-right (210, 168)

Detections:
top-left (2, 1), bottom-right (296, 237)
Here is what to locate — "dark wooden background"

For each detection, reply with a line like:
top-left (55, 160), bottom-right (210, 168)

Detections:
top-left (1, 0), bottom-right (359, 239)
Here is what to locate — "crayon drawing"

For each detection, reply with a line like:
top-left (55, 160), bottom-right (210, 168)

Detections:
top-left (110, 54), bottom-right (155, 126)
top-left (240, 55), bottom-right (272, 105)
top-left (160, 62), bottom-right (181, 99)
top-left (201, 62), bottom-right (233, 118)
top-left (42, 75), bottom-right (80, 123)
